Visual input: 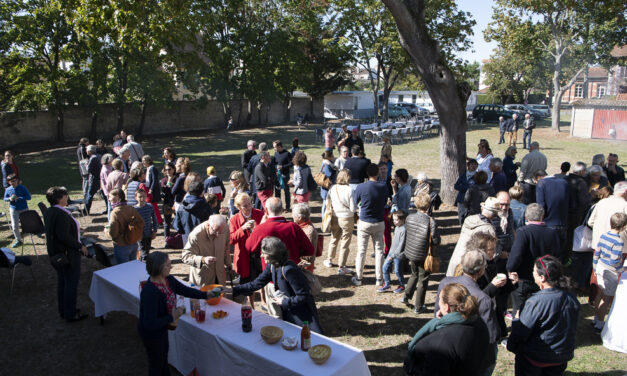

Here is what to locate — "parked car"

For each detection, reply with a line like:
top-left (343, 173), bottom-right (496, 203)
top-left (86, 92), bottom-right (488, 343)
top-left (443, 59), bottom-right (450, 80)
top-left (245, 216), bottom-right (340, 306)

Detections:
top-left (472, 104), bottom-right (516, 123)
top-left (387, 104), bottom-right (411, 119)
top-left (417, 102), bottom-right (436, 114)
top-left (504, 104), bottom-right (546, 119)
top-left (396, 103), bottom-right (429, 116)
top-left (527, 104), bottom-right (551, 118)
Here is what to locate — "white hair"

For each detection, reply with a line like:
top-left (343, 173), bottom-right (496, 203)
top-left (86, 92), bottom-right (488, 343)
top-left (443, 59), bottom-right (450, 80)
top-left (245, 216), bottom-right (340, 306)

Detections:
top-left (573, 162), bottom-right (587, 174)
top-left (291, 203), bottom-right (311, 221)
top-left (208, 214), bottom-right (226, 228)
top-left (127, 135), bottom-right (135, 142)
top-left (86, 145), bottom-right (97, 154)
top-left (416, 172), bottom-right (428, 182)
top-left (614, 181), bottom-right (627, 196)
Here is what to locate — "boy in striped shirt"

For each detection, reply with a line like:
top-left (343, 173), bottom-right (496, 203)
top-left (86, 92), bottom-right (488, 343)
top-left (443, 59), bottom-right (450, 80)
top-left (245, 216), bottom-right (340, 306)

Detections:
top-left (135, 190), bottom-right (157, 261)
top-left (592, 212), bottom-right (626, 331)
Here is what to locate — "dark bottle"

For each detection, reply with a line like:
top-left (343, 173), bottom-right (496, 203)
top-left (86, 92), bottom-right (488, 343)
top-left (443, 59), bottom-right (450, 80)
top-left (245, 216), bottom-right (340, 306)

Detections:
top-left (241, 304), bottom-right (252, 332)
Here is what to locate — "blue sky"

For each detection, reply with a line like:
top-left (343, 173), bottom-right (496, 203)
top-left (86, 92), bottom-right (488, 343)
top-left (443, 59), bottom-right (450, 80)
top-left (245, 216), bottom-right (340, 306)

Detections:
top-left (455, 0), bottom-right (498, 63)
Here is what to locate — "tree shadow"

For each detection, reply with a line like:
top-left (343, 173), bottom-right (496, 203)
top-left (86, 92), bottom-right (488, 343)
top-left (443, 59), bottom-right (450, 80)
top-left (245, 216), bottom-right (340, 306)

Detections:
top-left (364, 343), bottom-right (408, 376)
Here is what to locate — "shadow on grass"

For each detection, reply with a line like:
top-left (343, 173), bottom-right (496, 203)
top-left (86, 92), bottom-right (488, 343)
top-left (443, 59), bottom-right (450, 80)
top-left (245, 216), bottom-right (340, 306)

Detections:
top-left (565, 372), bottom-right (625, 376)
top-left (320, 303), bottom-right (420, 337)
top-left (365, 343), bottom-right (408, 376)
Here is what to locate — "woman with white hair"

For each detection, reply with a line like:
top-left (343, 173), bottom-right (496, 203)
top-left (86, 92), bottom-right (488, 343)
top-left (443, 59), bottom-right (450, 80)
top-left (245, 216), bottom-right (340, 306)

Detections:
top-left (100, 153), bottom-right (115, 219)
top-left (292, 203), bottom-right (317, 271)
top-left (587, 164), bottom-right (609, 192)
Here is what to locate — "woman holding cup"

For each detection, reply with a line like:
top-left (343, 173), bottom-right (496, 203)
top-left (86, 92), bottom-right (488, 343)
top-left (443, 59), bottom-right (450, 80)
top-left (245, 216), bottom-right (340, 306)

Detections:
top-left (138, 251), bottom-right (218, 376)
top-left (229, 193), bottom-right (263, 308)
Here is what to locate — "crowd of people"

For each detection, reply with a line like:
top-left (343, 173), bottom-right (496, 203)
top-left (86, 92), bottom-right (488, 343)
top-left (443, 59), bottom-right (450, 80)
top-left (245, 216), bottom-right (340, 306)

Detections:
top-left (2, 125), bottom-right (626, 376)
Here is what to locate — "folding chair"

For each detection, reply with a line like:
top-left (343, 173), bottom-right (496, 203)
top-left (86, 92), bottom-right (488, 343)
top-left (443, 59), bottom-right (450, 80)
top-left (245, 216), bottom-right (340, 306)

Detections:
top-left (363, 130), bottom-right (374, 144)
top-left (0, 249), bottom-right (35, 295)
top-left (37, 202), bottom-right (48, 218)
top-left (19, 210), bottom-right (45, 259)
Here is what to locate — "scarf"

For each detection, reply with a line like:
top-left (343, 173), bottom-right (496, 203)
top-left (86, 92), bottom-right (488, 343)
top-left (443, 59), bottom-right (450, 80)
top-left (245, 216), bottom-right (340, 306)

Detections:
top-left (408, 312), bottom-right (468, 352)
top-left (111, 201), bottom-right (126, 209)
top-left (466, 170), bottom-right (476, 181)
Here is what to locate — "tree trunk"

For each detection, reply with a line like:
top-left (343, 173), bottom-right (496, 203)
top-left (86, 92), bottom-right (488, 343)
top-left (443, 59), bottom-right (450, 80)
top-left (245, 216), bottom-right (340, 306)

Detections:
top-left (551, 67), bottom-right (562, 132)
top-left (116, 61), bottom-right (128, 132)
top-left (284, 94), bottom-right (292, 123)
top-left (56, 110), bottom-right (65, 143)
top-left (90, 110), bottom-right (98, 141)
top-left (138, 99), bottom-right (147, 137)
top-left (382, 0), bottom-right (469, 204)
top-left (381, 87), bottom-right (392, 122)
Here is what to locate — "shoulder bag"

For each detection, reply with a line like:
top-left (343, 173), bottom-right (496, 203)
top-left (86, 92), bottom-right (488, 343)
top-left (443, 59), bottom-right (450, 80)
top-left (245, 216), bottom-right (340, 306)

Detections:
top-left (282, 265), bottom-right (322, 296)
top-left (423, 218), bottom-right (440, 273)
top-left (314, 165), bottom-right (332, 190)
top-left (321, 186), bottom-right (335, 233)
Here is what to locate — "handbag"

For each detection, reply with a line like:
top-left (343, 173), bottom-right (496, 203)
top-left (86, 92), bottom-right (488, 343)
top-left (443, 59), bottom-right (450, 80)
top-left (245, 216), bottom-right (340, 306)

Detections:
top-left (50, 252), bottom-right (70, 269)
top-left (321, 187), bottom-right (335, 233)
top-left (314, 171), bottom-right (332, 190)
top-left (572, 224), bottom-right (593, 252)
top-left (282, 265), bottom-right (322, 296)
top-left (423, 218), bottom-right (440, 273)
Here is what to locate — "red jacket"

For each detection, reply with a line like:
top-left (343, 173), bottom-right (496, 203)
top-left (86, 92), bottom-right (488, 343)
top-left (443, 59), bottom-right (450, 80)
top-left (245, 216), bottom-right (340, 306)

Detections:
top-left (244, 217), bottom-right (315, 267)
top-left (229, 209), bottom-right (264, 278)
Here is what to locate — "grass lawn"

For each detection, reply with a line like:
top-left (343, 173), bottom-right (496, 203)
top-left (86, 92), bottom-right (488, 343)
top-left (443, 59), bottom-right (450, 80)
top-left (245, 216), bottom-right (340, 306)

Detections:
top-left (1, 117), bottom-right (626, 375)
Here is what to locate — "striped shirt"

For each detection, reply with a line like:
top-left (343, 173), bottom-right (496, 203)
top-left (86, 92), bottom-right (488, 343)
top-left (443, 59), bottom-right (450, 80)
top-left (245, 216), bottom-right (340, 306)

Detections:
top-left (135, 204), bottom-right (157, 237)
top-left (594, 231), bottom-right (625, 274)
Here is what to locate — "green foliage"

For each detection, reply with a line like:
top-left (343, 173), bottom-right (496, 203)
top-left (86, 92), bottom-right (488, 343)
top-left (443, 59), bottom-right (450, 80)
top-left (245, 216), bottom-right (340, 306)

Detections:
top-left (487, 0), bottom-right (626, 130)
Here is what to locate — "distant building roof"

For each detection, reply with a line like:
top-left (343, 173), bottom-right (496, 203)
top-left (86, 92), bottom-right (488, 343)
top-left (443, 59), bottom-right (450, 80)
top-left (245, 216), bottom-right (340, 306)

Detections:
top-left (611, 45), bottom-right (627, 58)
top-left (573, 98), bottom-right (627, 107)
top-left (588, 66), bottom-right (609, 79)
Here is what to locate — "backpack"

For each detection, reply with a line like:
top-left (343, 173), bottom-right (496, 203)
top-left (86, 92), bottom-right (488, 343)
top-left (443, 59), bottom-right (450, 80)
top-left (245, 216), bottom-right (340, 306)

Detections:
top-left (305, 166), bottom-right (317, 191)
top-left (125, 213), bottom-right (144, 244)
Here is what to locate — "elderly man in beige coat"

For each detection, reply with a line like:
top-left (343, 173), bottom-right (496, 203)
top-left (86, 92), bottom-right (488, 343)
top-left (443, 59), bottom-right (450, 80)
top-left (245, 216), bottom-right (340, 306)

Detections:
top-left (182, 214), bottom-right (231, 286)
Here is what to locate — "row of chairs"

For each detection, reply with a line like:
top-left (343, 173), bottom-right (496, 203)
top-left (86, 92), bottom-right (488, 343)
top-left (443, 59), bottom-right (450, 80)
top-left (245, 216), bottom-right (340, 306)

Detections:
top-left (363, 123), bottom-right (439, 145)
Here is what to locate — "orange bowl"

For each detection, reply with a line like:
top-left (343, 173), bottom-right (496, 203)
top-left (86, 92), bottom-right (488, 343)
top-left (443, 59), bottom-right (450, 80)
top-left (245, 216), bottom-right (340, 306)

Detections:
top-left (200, 284), bottom-right (224, 305)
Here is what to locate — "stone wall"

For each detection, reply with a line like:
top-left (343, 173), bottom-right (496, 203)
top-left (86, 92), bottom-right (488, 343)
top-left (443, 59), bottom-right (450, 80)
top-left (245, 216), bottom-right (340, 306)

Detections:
top-left (0, 97), bottom-right (323, 150)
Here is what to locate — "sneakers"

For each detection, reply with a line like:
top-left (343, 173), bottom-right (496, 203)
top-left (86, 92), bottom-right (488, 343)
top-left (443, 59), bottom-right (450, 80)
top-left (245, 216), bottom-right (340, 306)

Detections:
top-left (337, 267), bottom-right (353, 276)
top-left (400, 296), bottom-right (409, 305)
top-left (11, 240), bottom-right (22, 248)
top-left (393, 286), bottom-right (405, 294)
top-left (500, 338), bottom-right (508, 347)
top-left (504, 312), bottom-right (513, 321)
top-left (351, 276), bottom-right (362, 286)
top-left (375, 279), bottom-right (382, 286)
top-left (377, 284), bottom-right (391, 293)
top-left (323, 259), bottom-right (333, 268)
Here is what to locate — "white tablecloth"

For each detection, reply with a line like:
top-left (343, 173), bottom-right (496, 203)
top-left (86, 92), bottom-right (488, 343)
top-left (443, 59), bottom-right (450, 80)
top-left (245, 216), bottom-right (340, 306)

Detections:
top-left (602, 272), bottom-right (627, 353)
top-left (89, 261), bottom-right (371, 376)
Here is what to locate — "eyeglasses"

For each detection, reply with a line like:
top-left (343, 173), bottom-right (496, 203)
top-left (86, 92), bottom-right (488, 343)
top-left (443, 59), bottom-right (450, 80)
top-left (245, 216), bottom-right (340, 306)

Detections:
top-left (230, 177), bottom-right (237, 181)
top-left (499, 202), bottom-right (510, 207)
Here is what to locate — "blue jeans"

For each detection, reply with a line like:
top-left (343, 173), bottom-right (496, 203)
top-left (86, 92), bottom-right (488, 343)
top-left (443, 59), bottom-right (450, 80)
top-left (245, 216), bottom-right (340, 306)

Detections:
top-left (84, 182), bottom-right (99, 214)
top-left (522, 130), bottom-right (532, 149)
top-left (114, 243), bottom-right (138, 264)
top-left (274, 179), bottom-right (291, 210)
top-left (382, 256), bottom-right (405, 287)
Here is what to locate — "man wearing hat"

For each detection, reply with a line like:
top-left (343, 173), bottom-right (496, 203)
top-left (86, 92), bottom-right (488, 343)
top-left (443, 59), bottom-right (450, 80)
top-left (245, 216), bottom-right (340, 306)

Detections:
top-left (447, 196), bottom-right (499, 276)
top-left (344, 128), bottom-right (364, 157)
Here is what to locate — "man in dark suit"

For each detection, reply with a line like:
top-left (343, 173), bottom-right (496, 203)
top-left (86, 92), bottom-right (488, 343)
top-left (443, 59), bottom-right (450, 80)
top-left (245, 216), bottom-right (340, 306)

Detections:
top-left (84, 145), bottom-right (101, 215)
top-left (507, 204), bottom-right (561, 315)
top-left (536, 171), bottom-right (570, 262)
top-left (273, 140), bottom-right (292, 211)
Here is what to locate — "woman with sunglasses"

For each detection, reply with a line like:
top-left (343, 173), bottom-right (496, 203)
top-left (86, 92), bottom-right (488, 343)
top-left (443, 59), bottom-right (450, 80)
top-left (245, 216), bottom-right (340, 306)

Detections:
top-left (507, 255), bottom-right (580, 376)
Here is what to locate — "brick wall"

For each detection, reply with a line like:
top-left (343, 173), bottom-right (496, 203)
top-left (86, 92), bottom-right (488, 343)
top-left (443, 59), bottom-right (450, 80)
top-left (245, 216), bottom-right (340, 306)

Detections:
top-left (0, 98), bottom-right (322, 150)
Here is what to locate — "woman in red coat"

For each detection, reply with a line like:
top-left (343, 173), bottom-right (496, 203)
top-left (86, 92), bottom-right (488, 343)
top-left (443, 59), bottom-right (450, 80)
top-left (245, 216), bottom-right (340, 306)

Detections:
top-left (229, 192), bottom-right (264, 308)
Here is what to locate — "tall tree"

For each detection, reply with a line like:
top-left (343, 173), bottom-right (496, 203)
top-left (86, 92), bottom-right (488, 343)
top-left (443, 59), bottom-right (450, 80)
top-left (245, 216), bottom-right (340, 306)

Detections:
top-left (380, 0), bottom-right (475, 204)
top-left (3, 0), bottom-right (79, 141)
top-left (489, 0), bottom-right (626, 132)
top-left (336, 0), bottom-right (411, 121)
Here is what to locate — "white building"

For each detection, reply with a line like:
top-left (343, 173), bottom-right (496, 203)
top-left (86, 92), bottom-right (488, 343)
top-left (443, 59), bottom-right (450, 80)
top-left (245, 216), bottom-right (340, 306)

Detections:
top-left (324, 90), bottom-right (433, 118)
